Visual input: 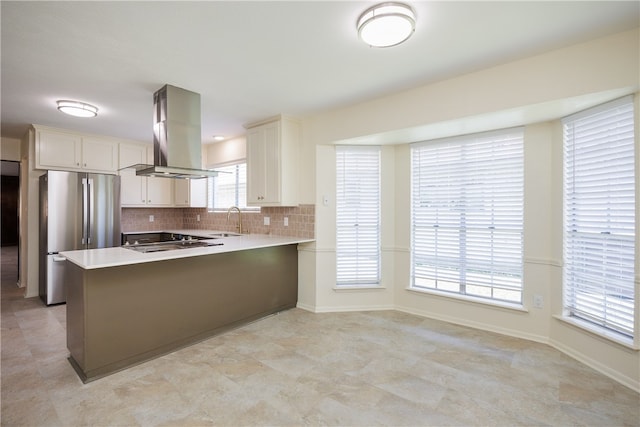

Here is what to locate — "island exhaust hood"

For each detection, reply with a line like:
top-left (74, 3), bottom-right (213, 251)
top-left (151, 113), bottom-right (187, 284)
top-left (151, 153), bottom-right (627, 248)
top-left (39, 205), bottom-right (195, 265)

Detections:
top-left (129, 84), bottom-right (218, 179)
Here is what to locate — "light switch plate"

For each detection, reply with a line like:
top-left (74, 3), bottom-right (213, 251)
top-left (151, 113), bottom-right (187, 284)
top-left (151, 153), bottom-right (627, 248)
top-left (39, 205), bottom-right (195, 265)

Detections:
top-left (264, 216), bottom-right (270, 226)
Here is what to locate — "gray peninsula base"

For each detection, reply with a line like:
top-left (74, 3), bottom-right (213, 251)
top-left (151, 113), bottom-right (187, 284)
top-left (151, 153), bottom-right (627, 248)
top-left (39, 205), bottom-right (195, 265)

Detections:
top-left (65, 244), bottom-right (298, 382)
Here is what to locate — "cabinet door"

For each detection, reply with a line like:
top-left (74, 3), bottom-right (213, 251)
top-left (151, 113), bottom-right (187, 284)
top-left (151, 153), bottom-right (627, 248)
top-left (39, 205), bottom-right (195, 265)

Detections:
top-left (120, 170), bottom-right (147, 206)
top-left (247, 121), bottom-right (281, 205)
top-left (174, 179), bottom-right (190, 206)
top-left (262, 122), bottom-right (281, 204)
top-left (245, 116), bottom-right (299, 207)
top-left (119, 144), bottom-right (147, 207)
top-left (82, 137), bottom-right (118, 173)
top-left (146, 177), bottom-right (173, 206)
top-left (36, 130), bottom-right (82, 170)
top-left (246, 127), bottom-right (267, 205)
top-left (174, 179), bottom-right (207, 207)
top-left (189, 178), bottom-right (207, 208)
top-left (142, 145), bottom-right (173, 206)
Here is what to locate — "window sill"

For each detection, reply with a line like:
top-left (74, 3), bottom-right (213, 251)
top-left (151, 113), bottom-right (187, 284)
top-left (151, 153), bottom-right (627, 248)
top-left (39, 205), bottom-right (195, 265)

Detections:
top-left (553, 315), bottom-right (639, 351)
top-left (334, 285), bottom-right (386, 292)
top-left (405, 286), bottom-right (528, 313)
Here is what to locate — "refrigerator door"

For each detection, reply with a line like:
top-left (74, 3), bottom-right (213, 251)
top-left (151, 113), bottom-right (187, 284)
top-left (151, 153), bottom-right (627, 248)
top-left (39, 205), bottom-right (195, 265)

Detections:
top-left (44, 254), bottom-right (67, 305)
top-left (44, 171), bottom-right (82, 253)
top-left (86, 174), bottom-right (121, 249)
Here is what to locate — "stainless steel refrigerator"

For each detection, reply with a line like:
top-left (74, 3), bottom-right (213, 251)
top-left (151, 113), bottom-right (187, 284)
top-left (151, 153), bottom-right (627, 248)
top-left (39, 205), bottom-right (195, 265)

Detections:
top-left (39, 171), bottom-right (120, 305)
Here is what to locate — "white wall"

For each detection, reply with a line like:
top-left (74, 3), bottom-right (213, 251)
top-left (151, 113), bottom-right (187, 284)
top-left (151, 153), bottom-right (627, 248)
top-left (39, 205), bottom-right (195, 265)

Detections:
top-left (305, 29), bottom-right (639, 147)
top-left (203, 136), bottom-right (246, 167)
top-left (20, 129), bottom-right (42, 295)
top-left (298, 28), bottom-right (640, 391)
top-left (1, 137), bottom-right (21, 161)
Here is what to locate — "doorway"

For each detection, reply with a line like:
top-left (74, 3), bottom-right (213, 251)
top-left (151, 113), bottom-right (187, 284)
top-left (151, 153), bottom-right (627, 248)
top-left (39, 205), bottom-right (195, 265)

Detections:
top-left (1, 161), bottom-right (20, 246)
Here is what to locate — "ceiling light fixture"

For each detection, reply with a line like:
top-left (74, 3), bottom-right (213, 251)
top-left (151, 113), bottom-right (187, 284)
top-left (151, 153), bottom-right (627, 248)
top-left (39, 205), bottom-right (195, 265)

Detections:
top-left (357, 2), bottom-right (416, 48)
top-left (57, 100), bottom-right (99, 118)
top-left (213, 135), bottom-right (225, 141)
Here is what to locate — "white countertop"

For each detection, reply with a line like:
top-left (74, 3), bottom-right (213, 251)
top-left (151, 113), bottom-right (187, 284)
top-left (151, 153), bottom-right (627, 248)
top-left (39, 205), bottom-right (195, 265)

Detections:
top-left (61, 230), bottom-right (314, 270)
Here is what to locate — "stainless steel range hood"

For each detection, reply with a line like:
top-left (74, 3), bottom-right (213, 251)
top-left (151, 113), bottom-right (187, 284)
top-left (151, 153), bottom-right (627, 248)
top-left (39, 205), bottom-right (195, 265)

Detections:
top-left (129, 84), bottom-right (217, 179)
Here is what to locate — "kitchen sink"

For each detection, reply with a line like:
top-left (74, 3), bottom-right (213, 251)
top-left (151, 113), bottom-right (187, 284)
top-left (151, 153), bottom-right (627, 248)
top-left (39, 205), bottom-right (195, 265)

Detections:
top-left (207, 232), bottom-right (241, 238)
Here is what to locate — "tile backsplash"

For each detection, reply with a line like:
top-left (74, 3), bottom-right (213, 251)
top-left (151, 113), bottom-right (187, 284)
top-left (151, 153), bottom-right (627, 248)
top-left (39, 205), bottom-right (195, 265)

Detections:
top-left (121, 204), bottom-right (315, 239)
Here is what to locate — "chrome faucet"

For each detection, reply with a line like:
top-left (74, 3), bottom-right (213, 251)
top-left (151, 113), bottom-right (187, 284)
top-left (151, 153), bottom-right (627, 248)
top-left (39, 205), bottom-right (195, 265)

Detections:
top-left (226, 206), bottom-right (243, 234)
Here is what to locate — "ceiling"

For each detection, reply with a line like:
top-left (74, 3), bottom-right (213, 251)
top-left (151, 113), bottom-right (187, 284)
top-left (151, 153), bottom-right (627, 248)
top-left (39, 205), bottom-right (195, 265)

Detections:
top-left (2, 1), bottom-right (638, 145)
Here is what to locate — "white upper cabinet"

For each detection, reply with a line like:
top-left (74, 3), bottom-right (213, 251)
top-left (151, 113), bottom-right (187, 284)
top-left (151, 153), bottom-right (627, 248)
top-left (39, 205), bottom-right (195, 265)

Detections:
top-left (35, 126), bottom-right (118, 173)
top-left (81, 137), bottom-right (119, 172)
top-left (119, 143), bottom-right (173, 207)
top-left (119, 143), bottom-right (148, 207)
top-left (245, 115), bottom-right (299, 207)
top-left (174, 178), bottom-right (207, 208)
top-left (146, 175), bottom-right (174, 207)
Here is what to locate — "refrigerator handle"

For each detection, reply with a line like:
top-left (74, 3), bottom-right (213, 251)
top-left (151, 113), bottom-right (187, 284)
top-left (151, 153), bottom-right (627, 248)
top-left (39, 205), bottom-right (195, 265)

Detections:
top-left (82, 178), bottom-right (88, 245)
top-left (87, 178), bottom-right (94, 245)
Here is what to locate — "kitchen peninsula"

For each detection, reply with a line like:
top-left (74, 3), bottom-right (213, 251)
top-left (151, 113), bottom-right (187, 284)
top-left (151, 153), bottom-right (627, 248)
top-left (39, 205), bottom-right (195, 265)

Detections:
top-left (61, 231), bottom-right (313, 382)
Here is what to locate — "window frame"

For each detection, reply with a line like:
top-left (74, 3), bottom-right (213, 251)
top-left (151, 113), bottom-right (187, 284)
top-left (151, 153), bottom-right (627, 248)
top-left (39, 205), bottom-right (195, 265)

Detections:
top-left (410, 128), bottom-right (525, 306)
top-left (335, 145), bottom-right (382, 287)
top-left (207, 161), bottom-right (258, 212)
top-left (562, 95), bottom-right (636, 342)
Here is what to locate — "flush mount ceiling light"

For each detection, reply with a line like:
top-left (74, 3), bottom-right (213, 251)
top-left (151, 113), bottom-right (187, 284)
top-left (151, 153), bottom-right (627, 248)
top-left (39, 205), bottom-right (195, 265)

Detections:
top-left (57, 100), bottom-right (99, 118)
top-left (357, 2), bottom-right (416, 48)
top-left (213, 135), bottom-right (225, 141)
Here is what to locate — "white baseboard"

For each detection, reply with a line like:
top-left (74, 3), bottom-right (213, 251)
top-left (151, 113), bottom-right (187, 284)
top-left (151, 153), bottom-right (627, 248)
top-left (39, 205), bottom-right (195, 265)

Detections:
top-left (395, 305), bottom-right (549, 345)
top-left (295, 302), bottom-right (316, 313)
top-left (549, 338), bottom-right (640, 393)
top-left (296, 302), bottom-right (393, 313)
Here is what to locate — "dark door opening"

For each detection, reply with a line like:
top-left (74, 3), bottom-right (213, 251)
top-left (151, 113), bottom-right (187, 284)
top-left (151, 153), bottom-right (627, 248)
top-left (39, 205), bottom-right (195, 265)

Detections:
top-left (1, 161), bottom-right (20, 247)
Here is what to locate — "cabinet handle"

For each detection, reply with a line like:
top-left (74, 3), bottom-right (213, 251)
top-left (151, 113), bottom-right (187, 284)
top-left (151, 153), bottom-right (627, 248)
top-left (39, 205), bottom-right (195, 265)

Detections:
top-left (76, 162), bottom-right (80, 166)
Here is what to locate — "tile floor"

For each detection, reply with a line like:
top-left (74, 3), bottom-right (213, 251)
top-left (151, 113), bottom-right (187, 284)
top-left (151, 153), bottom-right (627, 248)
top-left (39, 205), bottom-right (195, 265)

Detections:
top-left (1, 246), bottom-right (639, 426)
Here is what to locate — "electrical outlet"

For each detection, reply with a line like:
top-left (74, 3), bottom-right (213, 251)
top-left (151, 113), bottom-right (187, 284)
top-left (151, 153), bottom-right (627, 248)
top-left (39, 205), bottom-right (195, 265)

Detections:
top-left (533, 295), bottom-right (543, 309)
top-left (264, 216), bottom-right (270, 226)
top-left (197, 214), bottom-right (200, 222)
top-left (149, 215), bottom-right (154, 223)
top-left (284, 217), bottom-right (288, 227)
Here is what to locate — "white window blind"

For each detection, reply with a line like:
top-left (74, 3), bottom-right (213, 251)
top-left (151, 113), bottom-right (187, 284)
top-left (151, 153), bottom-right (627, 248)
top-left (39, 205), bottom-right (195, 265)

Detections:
top-left (563, 96), bottom-right (635, 338)
top-left (207, 163), bottom-right (253, 211)
top-left (411, 129), bottom-right (524, 303)
top-left (336, 146), bottom-right (381, 286)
